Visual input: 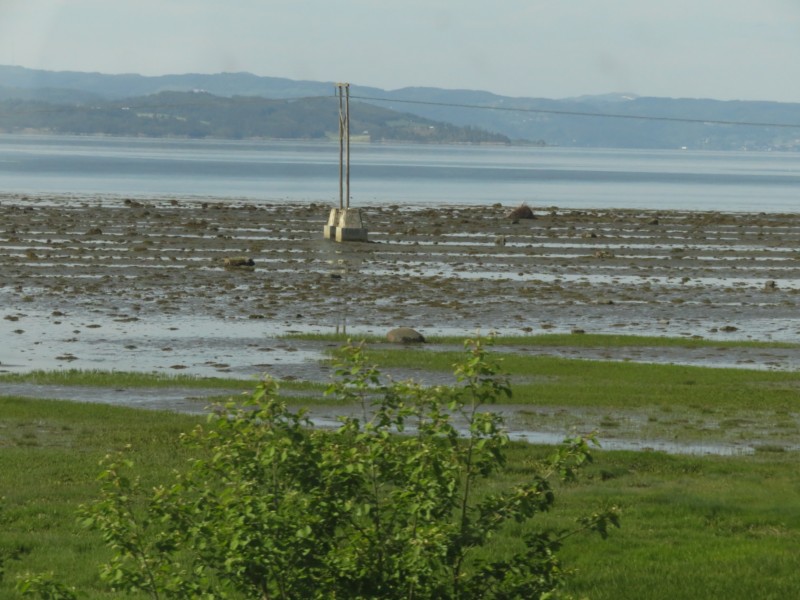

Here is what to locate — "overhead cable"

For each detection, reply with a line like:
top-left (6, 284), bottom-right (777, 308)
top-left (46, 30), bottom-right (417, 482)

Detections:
top-left (350, 94), bottom-right (800, 129)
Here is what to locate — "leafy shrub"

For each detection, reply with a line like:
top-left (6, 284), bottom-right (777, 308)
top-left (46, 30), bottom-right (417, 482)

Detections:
top-left (16, 572), bottom-right (78, 600)
top-left (75, 339), bottom-right (618, 599)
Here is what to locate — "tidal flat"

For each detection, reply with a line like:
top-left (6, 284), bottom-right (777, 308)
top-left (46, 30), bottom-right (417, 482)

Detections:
top-left (3, 192), bottom-right (800, 377)
top-left (2, 193), bottom-right (800, 455)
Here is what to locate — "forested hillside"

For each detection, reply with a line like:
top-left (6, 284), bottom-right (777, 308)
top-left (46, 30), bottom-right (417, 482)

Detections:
top-left (0, 90), bottom-right (510, 143)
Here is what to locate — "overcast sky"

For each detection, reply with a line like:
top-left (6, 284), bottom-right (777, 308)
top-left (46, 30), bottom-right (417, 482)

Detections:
top-left (2, 0), bottom-right (799, 102)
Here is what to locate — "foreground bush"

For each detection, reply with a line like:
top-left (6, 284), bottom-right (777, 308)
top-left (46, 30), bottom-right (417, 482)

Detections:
top-left (40, 339), bottom-right (617, 599)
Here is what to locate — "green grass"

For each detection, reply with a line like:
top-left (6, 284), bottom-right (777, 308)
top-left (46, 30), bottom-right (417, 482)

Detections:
top-left (1, 397), bottom-right (799, 599)
top-left (286, 331), bottom-right (800, 350)
top-left (535, 448), bottom-right (800, 599)
top-left (0, 396), bottom-right (204, 599)
top-left (0, 369), bottom-right (327, 394)
top-left (475, 444), bottom-right (800, 599)
top-left (486, 333), bottom-right (800, 349)
top-left (0, 369), bottom-right (253, 389)
top-left (349, 347), bottom-right (800, 411)
top-left (2, 339), bottom-right (799, 597)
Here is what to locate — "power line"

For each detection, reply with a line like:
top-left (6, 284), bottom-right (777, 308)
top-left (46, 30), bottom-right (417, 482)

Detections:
top-left (350, 94), bottom-right (800, 129)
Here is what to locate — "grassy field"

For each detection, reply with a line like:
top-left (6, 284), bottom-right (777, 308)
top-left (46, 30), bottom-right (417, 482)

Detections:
top-left (0, 397), bottom-right (203, 598)
top-left (537, 447), bottom-right (800, 599)
top-left (1, 395), bottom-right (799, 599)
top-left (2, 337), bottom-right (799, 598)
top-left (352, 345), bottom-right (800, 409)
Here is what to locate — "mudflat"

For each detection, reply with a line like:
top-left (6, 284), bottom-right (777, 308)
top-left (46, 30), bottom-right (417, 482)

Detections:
top-left (4, 192), bottom-right (800, 454)
top-left (2, 193), bottom-right (800, 378)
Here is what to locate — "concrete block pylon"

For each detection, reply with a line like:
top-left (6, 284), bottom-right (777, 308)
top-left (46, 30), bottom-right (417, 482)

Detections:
top-left (324, 208), bottom-right (368, 242)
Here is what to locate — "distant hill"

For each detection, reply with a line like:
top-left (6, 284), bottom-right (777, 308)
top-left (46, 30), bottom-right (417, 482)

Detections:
top-left (0, 88), bottom-right (510, 144)
top-left (0, 65), bottom-right (338, 100)
top-left (2, 65), bottom-right (800, 150)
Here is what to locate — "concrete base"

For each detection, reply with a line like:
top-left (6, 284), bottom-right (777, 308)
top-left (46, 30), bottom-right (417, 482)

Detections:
top-left (336, 227), bottom-right (369, 242)
top-left (324, 208), bottom-right (368, 242)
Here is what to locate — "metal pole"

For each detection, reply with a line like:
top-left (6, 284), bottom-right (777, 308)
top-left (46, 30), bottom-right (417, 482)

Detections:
top-left (345, 84), bottom-right (351, 209)
top-left (337, 85), bottom-right (344, 210)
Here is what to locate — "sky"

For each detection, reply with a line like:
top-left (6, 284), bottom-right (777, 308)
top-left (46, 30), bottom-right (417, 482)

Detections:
top-left (2, 0), bottom-right (800, 103)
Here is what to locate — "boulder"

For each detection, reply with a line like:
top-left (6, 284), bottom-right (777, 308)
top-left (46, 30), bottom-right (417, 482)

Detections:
top-left (223, 256), bottom-right (255, 268)
top-left (387, 327), bottom-right (426, 344)
top-left (506, 203), bottom-right (536, 220)
top-left (593, 249), bottom-right (615, 259)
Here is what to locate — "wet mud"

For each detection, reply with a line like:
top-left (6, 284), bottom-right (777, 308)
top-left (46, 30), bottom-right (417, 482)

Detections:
top-left (3, 193), bottom-right (800, 374)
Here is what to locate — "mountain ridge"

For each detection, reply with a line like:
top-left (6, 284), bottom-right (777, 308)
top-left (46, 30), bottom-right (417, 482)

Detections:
top-left (2, 65), bottom-right (799, 150)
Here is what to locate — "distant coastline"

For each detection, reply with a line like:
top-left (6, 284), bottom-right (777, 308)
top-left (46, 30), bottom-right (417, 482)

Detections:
top-left (2, 65), bottom-right (799, 151)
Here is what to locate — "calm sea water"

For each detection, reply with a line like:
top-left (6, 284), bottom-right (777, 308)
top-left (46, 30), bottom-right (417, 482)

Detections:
top-left (1, 134), bottom-right (799, 212)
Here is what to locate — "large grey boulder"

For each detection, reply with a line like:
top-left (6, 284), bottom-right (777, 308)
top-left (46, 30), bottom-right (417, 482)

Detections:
top-left (386, 327), bottom-right (426, 344)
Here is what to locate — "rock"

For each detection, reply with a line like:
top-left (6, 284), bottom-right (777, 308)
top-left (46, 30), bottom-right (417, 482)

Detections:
top-left (506, 204), bottom-right (536, 220)
top-left (387, 327), bottom-right (426, 344)
top-left (223, 256), bottom-right (255, 268)
top-left (593, 249), bottom-right (615, 259)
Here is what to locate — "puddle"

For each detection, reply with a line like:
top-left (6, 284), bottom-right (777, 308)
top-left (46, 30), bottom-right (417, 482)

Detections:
top-left (1, 383), bottom-right (228, 414)
top-left (507, 431), bottom-right (760, 456)
top-left (0, 309), bottom-right (329, 380)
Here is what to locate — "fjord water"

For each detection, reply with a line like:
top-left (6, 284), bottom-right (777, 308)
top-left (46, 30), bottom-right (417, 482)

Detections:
top-left (1, 134), bottom-right (799, 211)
